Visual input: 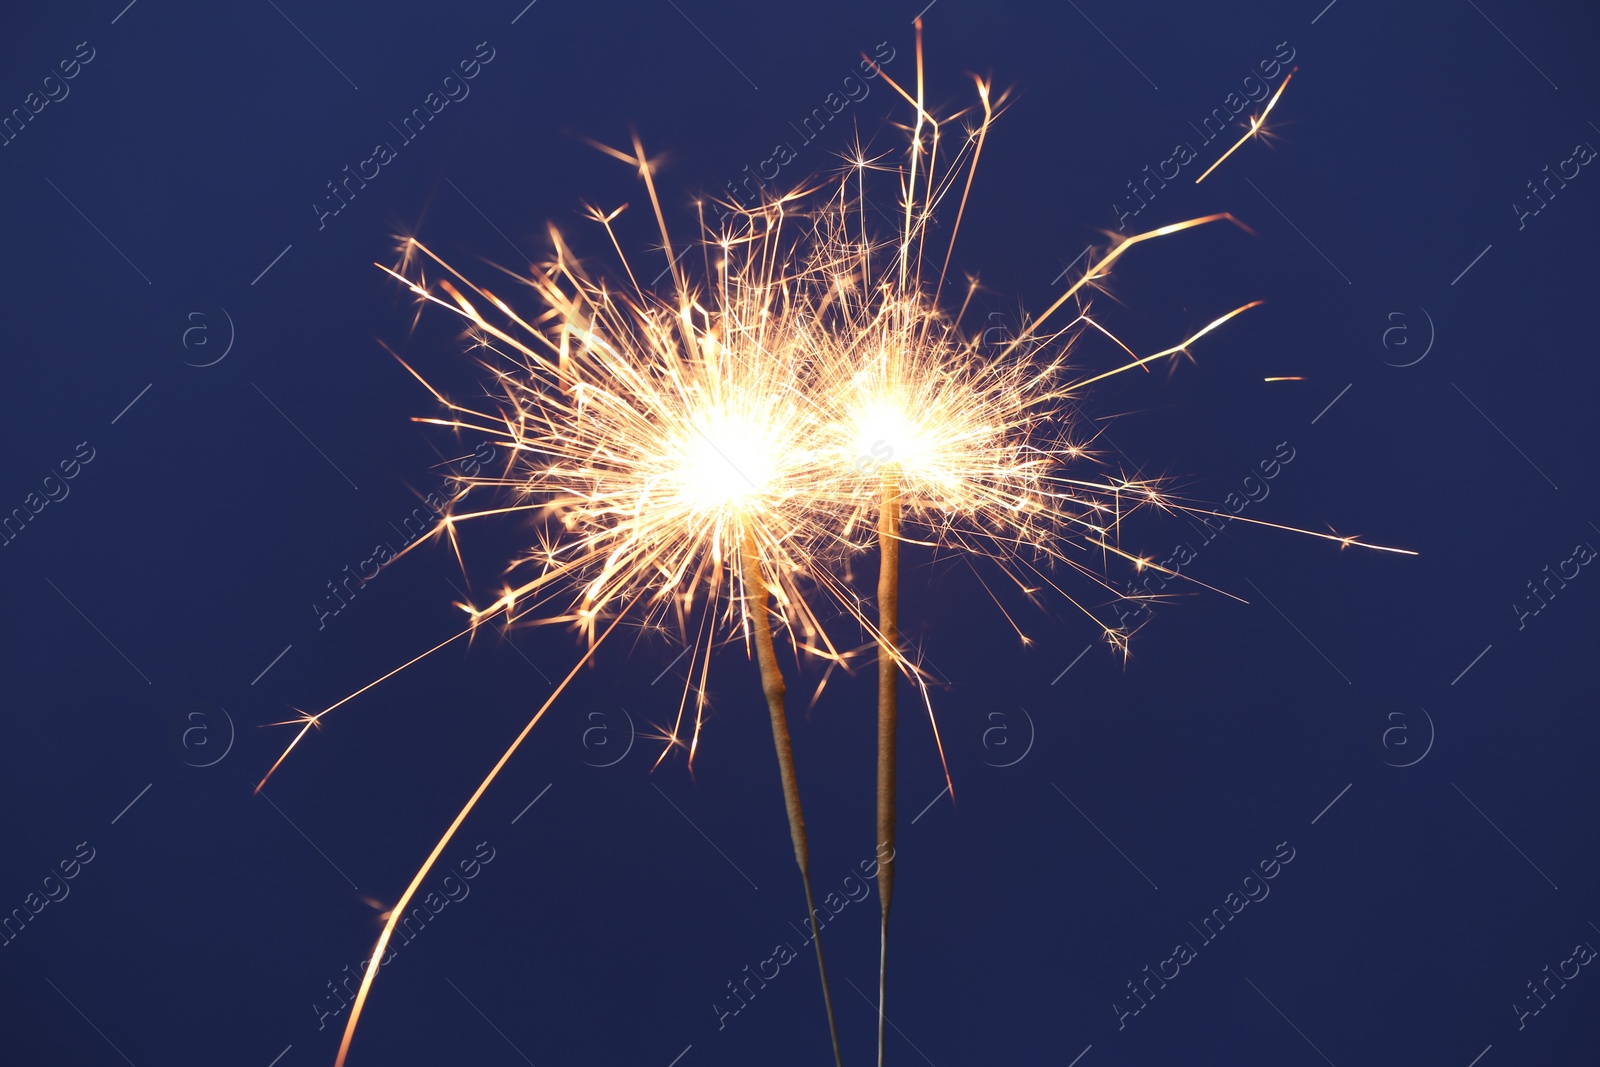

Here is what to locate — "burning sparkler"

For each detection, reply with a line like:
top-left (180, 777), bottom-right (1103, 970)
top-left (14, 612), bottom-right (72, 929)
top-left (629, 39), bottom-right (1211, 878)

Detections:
top-left (311, 142), bottom-right (882, 1066)
top-left (266, 24), bottom-right (1409, 1064)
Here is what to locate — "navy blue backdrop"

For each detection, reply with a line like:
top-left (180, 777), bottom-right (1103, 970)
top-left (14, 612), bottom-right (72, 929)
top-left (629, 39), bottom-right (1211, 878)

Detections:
top-left (2, 1), bottom-right (1597, 1065)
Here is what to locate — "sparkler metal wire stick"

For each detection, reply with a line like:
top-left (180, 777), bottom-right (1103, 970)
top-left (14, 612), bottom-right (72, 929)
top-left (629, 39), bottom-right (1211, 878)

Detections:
top-left (874, 470), bottom-right (900, 1067)
top-left (741, 528), bottom-right (844, 1067)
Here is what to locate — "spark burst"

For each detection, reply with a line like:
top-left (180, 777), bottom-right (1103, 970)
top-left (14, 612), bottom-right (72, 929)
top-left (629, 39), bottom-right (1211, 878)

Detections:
top-left (278, 27), bottom-right (1410, 1065)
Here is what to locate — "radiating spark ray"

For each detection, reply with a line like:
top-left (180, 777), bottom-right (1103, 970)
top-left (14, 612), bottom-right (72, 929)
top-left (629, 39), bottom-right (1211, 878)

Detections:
top-left (334, 616), bottom-right (627, 1067)
top-left (1196, 70), bottom-right (1294, 183)
top-left (256, 626), bottom-right (476, 791)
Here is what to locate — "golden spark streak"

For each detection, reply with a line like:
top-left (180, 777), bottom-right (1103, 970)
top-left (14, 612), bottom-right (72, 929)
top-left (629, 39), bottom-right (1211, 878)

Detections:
top-left (1195, 68), bottom-right (1296, 184)
top-left (334, 613), bottom-right (627, 1067)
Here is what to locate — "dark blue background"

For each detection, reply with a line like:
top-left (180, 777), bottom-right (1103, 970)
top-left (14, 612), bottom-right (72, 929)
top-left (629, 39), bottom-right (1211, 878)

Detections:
top-left (2, 1), bottom-right (1596, 1065)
